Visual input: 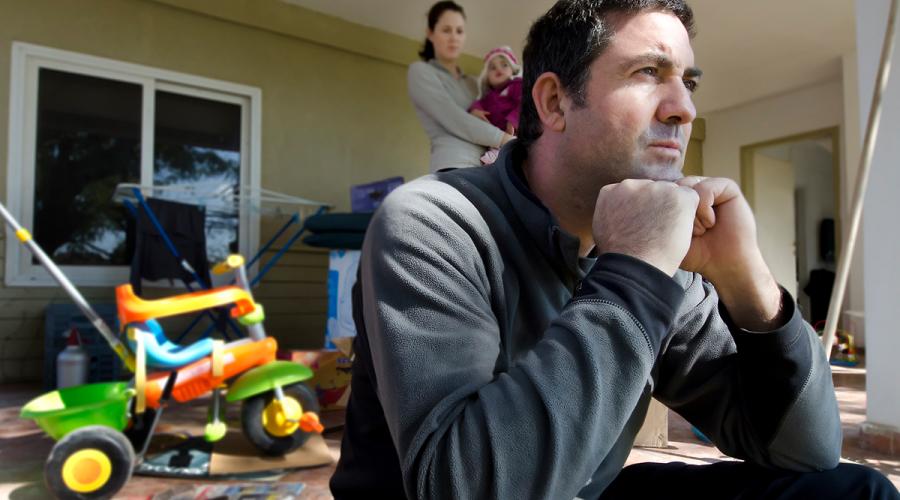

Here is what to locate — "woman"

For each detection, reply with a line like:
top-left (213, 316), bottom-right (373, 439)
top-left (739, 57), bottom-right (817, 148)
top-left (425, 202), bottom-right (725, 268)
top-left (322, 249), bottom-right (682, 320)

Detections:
top-left (408, 1), bottom-right (515, 172)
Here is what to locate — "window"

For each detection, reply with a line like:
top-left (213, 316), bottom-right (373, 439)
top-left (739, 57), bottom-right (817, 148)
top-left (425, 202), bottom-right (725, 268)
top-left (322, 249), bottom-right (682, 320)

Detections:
top-left (6, 43), bottom-right (261, 286)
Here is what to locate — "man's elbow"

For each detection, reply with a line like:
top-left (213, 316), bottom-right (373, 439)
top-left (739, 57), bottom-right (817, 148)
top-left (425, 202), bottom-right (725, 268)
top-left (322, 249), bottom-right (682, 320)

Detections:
top-left (768, 414), bottom-right (843, 472)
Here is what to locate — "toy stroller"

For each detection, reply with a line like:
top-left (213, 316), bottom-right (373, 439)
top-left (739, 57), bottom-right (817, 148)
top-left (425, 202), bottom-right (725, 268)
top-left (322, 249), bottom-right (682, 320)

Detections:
top-left (0, 201), bottom-right (324, 499)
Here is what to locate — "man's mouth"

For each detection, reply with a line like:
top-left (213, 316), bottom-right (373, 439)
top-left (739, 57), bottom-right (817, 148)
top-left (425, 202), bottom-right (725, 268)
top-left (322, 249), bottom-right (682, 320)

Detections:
top-left (648, 140), bottom-right (682, 152)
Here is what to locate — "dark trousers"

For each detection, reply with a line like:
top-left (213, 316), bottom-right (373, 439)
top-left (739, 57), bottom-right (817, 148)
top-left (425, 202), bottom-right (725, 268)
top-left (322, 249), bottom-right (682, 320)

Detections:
top-left (599, 461), bottom-right (899, 500)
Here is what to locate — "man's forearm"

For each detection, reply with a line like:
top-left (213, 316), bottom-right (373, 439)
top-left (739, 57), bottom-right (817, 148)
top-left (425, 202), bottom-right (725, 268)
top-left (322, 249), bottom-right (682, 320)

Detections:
top-left (709, 250), bottom-right (785, 331)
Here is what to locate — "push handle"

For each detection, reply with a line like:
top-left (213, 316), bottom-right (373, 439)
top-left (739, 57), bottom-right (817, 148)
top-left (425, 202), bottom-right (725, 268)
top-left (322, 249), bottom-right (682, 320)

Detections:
top-left (0, 201), bottom-right (136, 371)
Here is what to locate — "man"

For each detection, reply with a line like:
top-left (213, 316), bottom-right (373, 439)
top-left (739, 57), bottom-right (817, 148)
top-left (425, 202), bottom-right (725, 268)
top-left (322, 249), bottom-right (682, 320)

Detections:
top-left (331, 1), bottom-right (899, 498)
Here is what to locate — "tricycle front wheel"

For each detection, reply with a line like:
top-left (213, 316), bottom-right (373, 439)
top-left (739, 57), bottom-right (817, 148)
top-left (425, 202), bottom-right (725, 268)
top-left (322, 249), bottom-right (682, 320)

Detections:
top-left (44, 425), bottom-right (135, 499)
top-left (241, 382), bottom-right (319, 456)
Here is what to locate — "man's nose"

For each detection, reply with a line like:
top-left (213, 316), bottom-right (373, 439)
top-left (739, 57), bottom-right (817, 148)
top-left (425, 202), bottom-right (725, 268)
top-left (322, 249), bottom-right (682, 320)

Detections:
top-left (657, 79), bottom-right (696, 125)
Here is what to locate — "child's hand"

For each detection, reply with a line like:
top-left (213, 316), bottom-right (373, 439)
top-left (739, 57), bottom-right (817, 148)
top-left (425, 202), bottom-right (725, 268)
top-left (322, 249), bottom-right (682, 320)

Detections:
top-left (470, 109), bottom-right (491, 122)
top-left (506, 124), bottom-right (516, 135)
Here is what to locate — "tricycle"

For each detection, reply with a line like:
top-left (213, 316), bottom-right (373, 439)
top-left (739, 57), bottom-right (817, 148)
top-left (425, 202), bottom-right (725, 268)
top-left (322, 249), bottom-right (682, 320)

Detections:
top-left (0, 201), bottom-right (324, 499)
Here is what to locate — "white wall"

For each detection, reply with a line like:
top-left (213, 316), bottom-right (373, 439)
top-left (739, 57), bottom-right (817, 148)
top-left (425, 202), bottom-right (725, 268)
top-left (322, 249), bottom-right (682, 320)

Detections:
top-left (703, 80), bottom-right (843, 183)
top-left (857, 0), bottom-right (900, 431)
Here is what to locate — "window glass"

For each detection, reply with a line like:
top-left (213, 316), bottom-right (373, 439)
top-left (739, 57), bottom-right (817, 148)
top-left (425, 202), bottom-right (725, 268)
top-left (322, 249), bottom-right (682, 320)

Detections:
top-left (154, 91), bottom-right (241, 264)
top-left (33, 68), bottom-right (141, 265)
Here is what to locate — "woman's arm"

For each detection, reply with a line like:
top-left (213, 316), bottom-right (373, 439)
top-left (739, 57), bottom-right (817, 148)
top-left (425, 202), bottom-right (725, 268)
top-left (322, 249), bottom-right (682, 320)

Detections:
top-left (408, 62), bottom-right (505, 148)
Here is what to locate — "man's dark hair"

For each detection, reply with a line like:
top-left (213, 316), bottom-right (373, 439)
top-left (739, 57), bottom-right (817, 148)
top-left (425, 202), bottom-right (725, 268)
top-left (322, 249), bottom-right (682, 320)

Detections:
top-left (518, 0), bottom-right (695, 147)
top-left (418, 1), bottom-right (467, 61)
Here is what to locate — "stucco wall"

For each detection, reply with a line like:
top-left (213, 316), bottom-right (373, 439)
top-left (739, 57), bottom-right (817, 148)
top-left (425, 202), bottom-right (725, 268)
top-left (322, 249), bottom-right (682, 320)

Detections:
top-left (703, 80), bottom-right (844, 183)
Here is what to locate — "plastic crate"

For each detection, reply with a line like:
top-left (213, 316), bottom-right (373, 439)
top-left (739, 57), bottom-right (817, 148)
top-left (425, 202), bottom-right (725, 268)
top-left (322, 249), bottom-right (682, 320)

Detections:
top-left (44, 303), bottom-right (123, 390)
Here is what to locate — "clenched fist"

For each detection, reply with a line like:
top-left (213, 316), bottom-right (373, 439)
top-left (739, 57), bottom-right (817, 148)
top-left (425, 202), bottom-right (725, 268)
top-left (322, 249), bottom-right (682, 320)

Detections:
top-left (592, 179), bottom-right (699, 276)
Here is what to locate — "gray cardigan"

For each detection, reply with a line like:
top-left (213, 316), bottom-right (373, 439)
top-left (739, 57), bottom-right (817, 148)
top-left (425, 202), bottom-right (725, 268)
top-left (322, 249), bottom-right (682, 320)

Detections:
top-left (331, 141), bottom-right (842, 499)
top-left (408, 60), bottom-right (505, 172)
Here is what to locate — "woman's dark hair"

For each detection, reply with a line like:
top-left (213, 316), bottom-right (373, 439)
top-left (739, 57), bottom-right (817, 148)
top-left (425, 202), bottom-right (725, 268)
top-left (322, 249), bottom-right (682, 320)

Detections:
top-left (418, 1), bottom-right (466, 61)
top-left (518, 0), bottom-right (695, 148)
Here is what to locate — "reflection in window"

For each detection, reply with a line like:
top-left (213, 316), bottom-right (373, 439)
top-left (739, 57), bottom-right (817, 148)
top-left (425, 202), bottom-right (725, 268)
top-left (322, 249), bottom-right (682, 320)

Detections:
top-left (33, 69), bottom-right (141, 265)
top-left (154, 91), bottom-right (241, 264)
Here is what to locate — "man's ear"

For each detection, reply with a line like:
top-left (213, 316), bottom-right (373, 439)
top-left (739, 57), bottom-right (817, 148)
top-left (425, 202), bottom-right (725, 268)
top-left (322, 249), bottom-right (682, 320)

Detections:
top-left (531, 72), bottom-right (568, 133)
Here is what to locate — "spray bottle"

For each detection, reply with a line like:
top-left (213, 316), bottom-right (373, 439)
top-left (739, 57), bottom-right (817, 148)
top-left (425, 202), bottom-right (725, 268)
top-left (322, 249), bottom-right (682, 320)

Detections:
top-left (56, 327), bottom-right (89, 388)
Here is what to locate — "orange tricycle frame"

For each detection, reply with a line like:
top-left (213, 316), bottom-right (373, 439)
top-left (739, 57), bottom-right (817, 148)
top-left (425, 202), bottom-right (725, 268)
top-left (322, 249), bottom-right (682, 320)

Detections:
top-left (141, 337), bottom-right (278, 409)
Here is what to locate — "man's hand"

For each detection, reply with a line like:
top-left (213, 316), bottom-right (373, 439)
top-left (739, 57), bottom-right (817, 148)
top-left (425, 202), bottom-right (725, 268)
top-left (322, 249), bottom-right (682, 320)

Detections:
top-left (593, 179), bottom-right (699, 276)
top-left (676, 176), bottom-right (784, 330)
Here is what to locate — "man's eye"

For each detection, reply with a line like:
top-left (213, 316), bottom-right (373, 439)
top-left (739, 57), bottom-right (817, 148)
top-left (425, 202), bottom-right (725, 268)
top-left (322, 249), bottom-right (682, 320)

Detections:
top-left (684, 79), bottom-right (699, 93)
top-left (638, 67), bottom-right (658, 77)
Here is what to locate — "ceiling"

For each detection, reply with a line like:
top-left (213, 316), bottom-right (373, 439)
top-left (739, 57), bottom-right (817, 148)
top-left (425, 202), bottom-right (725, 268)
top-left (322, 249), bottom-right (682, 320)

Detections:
top-left (281, 0), bottom-right (856, 114)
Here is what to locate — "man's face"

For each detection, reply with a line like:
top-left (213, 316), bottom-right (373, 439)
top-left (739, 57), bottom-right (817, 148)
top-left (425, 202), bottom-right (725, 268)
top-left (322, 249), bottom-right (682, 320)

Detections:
top-left (560, 10), bottom-right (700, 200)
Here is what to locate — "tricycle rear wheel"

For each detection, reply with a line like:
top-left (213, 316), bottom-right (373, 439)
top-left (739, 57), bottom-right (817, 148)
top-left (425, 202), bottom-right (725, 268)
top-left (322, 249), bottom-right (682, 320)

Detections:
top-left (44, 425), bottom-right (135, 499)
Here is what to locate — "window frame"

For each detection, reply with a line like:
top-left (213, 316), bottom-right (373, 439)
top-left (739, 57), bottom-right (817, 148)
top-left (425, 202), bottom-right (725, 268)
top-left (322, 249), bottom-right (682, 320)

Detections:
top-left (6, 42), bottom-right (262, 287)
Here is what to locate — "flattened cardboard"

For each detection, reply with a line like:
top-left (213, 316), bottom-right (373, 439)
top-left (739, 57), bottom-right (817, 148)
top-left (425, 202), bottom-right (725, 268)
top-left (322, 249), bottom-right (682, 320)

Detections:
top-left (209, 431), bottom-right (333, 475)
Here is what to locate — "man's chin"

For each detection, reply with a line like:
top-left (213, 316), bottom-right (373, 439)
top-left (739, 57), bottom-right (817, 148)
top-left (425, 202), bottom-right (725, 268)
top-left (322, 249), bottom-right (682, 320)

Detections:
top-left (634, 166), bottom-right (683, 182)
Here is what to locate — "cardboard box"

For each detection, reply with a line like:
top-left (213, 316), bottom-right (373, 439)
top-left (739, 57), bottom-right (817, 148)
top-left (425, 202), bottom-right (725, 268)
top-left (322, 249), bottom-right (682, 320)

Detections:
top-left (280, 349), bottom-right (352, 410)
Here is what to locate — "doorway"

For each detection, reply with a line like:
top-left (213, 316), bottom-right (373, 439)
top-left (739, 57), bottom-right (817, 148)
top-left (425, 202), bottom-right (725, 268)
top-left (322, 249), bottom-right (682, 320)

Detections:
top-left (740, 127), bottom-right (841, 324)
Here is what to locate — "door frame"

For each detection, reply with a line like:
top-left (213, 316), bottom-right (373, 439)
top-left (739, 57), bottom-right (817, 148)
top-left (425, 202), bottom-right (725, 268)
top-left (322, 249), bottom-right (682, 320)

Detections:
top-left (739, 126), bottom-right (842, 257)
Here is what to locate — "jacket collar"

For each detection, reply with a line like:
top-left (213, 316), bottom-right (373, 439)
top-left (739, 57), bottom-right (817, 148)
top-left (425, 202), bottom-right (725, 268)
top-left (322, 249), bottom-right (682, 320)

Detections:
top-left (496, 140), bottom-right (593, 279)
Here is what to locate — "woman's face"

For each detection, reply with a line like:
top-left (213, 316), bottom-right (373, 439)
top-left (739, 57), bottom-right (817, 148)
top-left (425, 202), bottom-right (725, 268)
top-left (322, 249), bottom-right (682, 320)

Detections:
top-left (428, 10), bottom-right (466, 62)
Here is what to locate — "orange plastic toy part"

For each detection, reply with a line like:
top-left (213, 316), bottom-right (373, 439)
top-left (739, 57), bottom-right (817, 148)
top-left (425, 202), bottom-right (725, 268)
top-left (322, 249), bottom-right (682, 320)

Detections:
top-left (142, 337), bottom-right (278, 408)
top-left (116, 284), bottom-right (257, 329)
top-left (300, 411), bottom-right (325, 434)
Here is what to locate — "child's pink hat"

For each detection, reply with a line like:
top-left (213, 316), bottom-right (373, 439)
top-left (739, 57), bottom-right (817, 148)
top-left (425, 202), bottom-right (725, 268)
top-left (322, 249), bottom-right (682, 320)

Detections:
top-left (484, 46), bottom-right (519, 67)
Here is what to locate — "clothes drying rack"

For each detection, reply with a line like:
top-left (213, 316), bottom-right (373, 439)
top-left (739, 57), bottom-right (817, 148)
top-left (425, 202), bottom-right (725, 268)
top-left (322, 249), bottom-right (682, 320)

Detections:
top-left (113, 183), bottom-right (330, 342)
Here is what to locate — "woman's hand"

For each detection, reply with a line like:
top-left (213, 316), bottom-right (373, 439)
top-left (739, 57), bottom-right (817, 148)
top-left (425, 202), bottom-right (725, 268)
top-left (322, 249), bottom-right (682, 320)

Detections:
top-left (470, 109), bottom-right (491, 122)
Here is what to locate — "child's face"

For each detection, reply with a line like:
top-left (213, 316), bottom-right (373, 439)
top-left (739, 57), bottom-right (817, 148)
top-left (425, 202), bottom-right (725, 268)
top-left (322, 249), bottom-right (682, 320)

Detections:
top-left (487, 56), bottom-right (514, 89)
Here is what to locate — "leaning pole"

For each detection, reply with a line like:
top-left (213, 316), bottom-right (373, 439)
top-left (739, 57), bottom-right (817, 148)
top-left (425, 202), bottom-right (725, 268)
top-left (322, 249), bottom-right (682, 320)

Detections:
top-left (821, 0), bottom-right (899, 358)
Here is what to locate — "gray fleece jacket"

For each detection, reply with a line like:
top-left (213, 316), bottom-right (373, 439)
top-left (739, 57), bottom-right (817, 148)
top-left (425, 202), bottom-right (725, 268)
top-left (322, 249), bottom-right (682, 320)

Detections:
top-left (330, 141), bottom-right (842, 499)
top-left (408, 60), bottom-right (505, 172)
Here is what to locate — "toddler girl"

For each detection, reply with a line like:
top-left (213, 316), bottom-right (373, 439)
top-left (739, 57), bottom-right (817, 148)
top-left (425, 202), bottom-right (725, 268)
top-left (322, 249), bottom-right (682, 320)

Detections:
top-left (469, 46), bottom-right (523, 164)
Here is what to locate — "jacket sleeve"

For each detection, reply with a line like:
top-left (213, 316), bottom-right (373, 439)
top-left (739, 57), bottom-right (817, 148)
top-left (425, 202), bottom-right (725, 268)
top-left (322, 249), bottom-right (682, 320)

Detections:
top-left (653, 273), bottom-right (842, 471)
top-left (408, 62), bottom-right (504, 147)
top-left (361, 180), bottom-right (686, 499)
